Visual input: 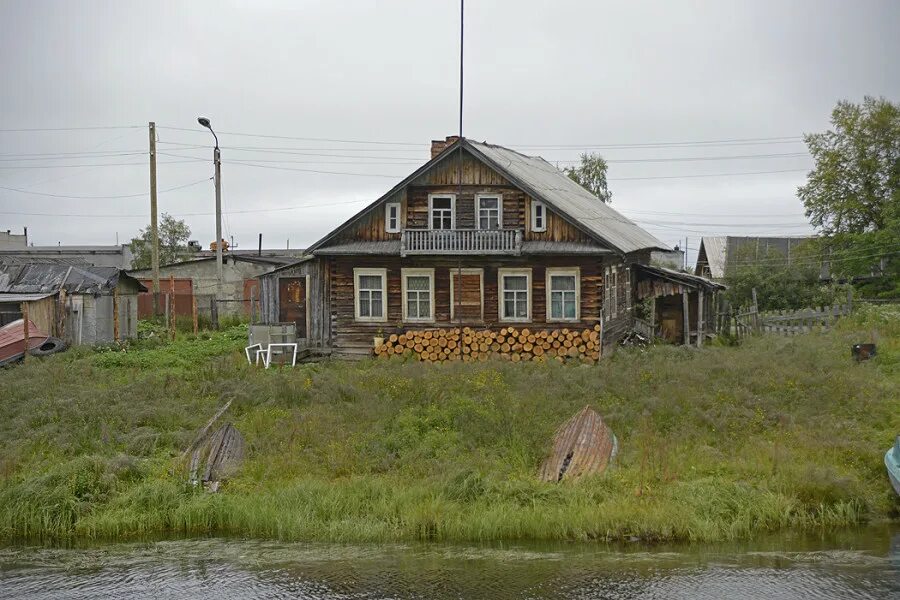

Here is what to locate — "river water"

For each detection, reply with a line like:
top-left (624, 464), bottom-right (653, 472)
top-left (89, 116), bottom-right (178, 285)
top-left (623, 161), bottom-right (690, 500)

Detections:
top-left (1, 528), bottom-right (898, 599)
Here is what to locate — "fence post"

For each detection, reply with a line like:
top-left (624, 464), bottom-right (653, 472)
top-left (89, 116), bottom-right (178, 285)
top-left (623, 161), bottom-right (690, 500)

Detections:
top-left (211, 298), bottom-right (219, 330)
top-left (697, 289), bottom-right (704, 347)
top-left (164, 294), bottom-right (170, 330)
top-left (682, 291), bottom-right (690, 346)
top-left (192, 293), bottom-right (198, 334)
top-left (113, 287), bottom-right (120, 342)
top-left (21, 302), bottom-right (29, 360)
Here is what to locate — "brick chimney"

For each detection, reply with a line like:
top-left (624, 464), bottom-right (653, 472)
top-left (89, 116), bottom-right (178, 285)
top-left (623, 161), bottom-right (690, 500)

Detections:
top-left (431, 135), bottom-right (461, 159)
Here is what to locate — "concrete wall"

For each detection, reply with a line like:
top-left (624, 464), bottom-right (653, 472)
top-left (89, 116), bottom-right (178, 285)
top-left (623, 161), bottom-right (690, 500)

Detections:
top-left (68, 293), bottom-right (138, 345)
top-left (130, 257), bottom-right (278, 317)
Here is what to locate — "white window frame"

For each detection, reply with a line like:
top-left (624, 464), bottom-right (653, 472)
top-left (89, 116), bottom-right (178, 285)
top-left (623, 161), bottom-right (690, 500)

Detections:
top-left (475, 193), bottom-right (503, 230)
top-left (498, 268), bottom-right (532, 323)
top-left (449, 268), bottom-right (484, 321)
top-left (604, 267), bottom-right (611, 322)
top-left (428, 193), bottom-right (456, 230)
top-left (531, 201), bottom-right (547, 232)
top-left (546, 267), bottom-right (580, 322)
top-left (625, 267), bottom-right (632, 312)
top-left (353, 268), bottom-right (388, 323)
top-left (611, 266), bottom-right (618, 319)
top-left (385, 202), bottom-right (401, 233)
top-left (401, 268), bottom-right (435, 323)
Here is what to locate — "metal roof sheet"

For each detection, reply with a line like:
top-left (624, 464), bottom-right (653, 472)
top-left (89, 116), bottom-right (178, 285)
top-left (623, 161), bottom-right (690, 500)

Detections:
top-left (0, 292), bottom-right (55, 302)
top-left (0, 264), bottom-right (146, 295)
top-left (314, 241), bottom-right (402, 256)
top-left (636, 263), bottom-right (726, 291)
top-left (520, 241), bottom-right (613, 255)
top-left (466, 141), bottom-right (668, 255)
top-left (698, 236), bottom-right (727, 279)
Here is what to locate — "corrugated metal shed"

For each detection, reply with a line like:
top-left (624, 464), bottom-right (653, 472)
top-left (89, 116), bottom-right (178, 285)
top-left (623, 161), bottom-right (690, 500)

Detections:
top-left (466, 141), bottom-right (668, 255)
top-left (0, 264), bottom-right (146, 295)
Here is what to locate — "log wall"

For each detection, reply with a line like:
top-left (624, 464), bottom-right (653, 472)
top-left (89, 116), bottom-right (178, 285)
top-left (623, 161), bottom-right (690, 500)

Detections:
top-left (327, 255), bottom-right (608, 356)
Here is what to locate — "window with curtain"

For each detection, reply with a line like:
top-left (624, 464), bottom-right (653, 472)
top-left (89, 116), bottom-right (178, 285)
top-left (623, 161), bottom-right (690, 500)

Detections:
top-left (549, 272), bottom-right (578, 320)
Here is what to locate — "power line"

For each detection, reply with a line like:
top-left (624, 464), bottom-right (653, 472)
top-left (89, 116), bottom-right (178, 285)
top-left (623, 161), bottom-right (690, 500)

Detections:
top-left (0, 152), bottom-right (147, 162)
top-left (0, 177), bottom-right (211, 199)
top-left (0, 149), bottom-right (147, 158)
top-left (0, 197), bottom-right (368, 218)
top-left (0, 125), bottom-right (143, 132)
top-left (604, 152), bottom-right (809, 164)
top-left (0, 158), bottom-right (206, 170)
top-left (156, 125), bottom-right (426, 146)
top-left (226, 160), bottom-right (403, 178)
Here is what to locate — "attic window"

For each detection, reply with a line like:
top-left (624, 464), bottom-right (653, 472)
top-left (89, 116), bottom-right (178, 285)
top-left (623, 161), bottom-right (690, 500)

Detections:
top-left (531, 201), bottom-right (546, 232)
top-left (476, 194), bottom-right (502, 230)
top-left (385, 202), bottom-right (401, 233)
top-left (429, 194), bottom-right (455, 230)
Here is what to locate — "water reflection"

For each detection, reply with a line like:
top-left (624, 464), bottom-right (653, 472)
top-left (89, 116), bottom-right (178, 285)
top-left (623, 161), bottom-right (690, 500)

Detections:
top-left (1, 529), bottom-right (898, 599)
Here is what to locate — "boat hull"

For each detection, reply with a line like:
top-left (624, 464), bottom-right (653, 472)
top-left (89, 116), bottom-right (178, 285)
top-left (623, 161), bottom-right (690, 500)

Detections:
top-left (886, 447), bottom-right (900, 497)
top-left (0, 319), bottom-right (49, 366)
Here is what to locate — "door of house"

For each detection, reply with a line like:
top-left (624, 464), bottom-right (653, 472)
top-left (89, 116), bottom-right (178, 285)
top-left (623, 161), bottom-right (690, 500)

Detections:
top-left (278, 277), bottom-right (307, 338)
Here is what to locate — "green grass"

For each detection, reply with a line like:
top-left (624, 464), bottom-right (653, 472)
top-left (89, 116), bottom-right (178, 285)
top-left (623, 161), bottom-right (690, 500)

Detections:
top-left (0, 306), bottom-right (898, 544)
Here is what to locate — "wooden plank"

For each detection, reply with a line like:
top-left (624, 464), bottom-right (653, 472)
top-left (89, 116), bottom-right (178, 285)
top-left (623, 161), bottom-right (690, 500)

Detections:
top-left (682, 291), bottom-right (690, 346)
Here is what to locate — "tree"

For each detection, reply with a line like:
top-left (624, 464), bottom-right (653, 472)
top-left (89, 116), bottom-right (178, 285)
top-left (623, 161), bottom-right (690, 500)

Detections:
top-left (723, 242), bottom-right (849, 311)
top-left (564, 153), bottom-right (612, 203)
top-left (798, 97), bottom-right (900, 296)
top-left (129, 213), bottom-right (192, 269)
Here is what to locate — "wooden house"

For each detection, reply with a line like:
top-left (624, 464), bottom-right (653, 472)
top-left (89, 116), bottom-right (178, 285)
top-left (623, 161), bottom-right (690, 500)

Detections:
top-left (259, 136), bottom-right (693, 359)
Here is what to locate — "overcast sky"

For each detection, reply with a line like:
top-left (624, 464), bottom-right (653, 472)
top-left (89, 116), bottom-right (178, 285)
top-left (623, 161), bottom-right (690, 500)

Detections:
top-left (1, 0), bottom-right (897, 265)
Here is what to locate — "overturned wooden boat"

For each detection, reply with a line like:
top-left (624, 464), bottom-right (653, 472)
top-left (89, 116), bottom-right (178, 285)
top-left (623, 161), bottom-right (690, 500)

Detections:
top-left (188, 422), bottom-right (246, 492)
top-left (539, 406), bottom-right (617, 482)
top-left (886, 436), bottom-right (900, 497)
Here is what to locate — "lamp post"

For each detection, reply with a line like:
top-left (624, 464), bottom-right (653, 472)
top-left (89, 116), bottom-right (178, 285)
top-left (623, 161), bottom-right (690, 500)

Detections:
top-left (198, 117), bottom-right (223, 323)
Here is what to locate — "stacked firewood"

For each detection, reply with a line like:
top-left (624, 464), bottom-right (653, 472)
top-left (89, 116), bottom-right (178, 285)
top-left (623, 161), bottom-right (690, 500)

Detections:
top-left (374, 325), bottom-right (601, 363)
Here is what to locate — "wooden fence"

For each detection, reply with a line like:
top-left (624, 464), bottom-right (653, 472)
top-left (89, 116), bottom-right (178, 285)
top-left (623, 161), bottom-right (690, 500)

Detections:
top-left (759, 304), bottom-right (852, 335)
top-left (716, 288), bottom-right (853, 339)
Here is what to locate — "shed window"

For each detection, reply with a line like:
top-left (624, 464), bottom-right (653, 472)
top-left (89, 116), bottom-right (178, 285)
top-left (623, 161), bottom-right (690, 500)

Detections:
top-left (547, 268), bottom-right (580, 321)
top-left (476, 195), bottom-right (502, 230)
top-left (354, 268), bottom-right (387, 322)
top-left (429, 195), bottom-right (455, 230)
top-left (402, 269), bottom-right (434, 322)
top-left (499, 268), bottom-right (531, 322)
top-left (531, 201), bottom-right (546, 232)
top-left (385, 202), bottom-right (401, 233)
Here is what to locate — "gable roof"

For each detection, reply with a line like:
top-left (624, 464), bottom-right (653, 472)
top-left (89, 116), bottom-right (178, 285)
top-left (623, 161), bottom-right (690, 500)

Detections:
top-left (307, 138), bottom-right (667, 255)
top-left (465, 141), bottom-right (666, 254)
top-left (0, 264), bottom-right (147, 295)
top-left (696, 236), bottom-right (727, 278)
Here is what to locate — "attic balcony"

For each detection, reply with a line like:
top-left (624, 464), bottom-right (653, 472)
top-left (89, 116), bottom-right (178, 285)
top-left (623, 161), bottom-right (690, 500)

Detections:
top-left (400, 228), bottom-right (523, 256)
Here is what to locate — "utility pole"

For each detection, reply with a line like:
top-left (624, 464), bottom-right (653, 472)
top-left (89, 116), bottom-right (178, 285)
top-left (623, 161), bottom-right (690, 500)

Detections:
top-left (198, 117), bottom-right (224, 328)
top-left (149, 122), bottom-right (161, 315)
top-left (214, 144), bottom-right (223, 301)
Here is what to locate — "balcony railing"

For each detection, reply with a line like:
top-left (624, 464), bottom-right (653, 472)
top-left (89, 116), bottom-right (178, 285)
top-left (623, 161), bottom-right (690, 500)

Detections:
top-left (401, 228), bottom-right (523, 256)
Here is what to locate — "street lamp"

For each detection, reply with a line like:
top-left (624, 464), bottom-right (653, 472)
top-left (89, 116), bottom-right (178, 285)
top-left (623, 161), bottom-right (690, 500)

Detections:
top-left (198, 116), bottom-right (224, 325)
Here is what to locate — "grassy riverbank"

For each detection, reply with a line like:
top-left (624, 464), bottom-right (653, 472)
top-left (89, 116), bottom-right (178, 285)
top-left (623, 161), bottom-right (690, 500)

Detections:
top-left (1, 307), bottom-right (898, 544)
